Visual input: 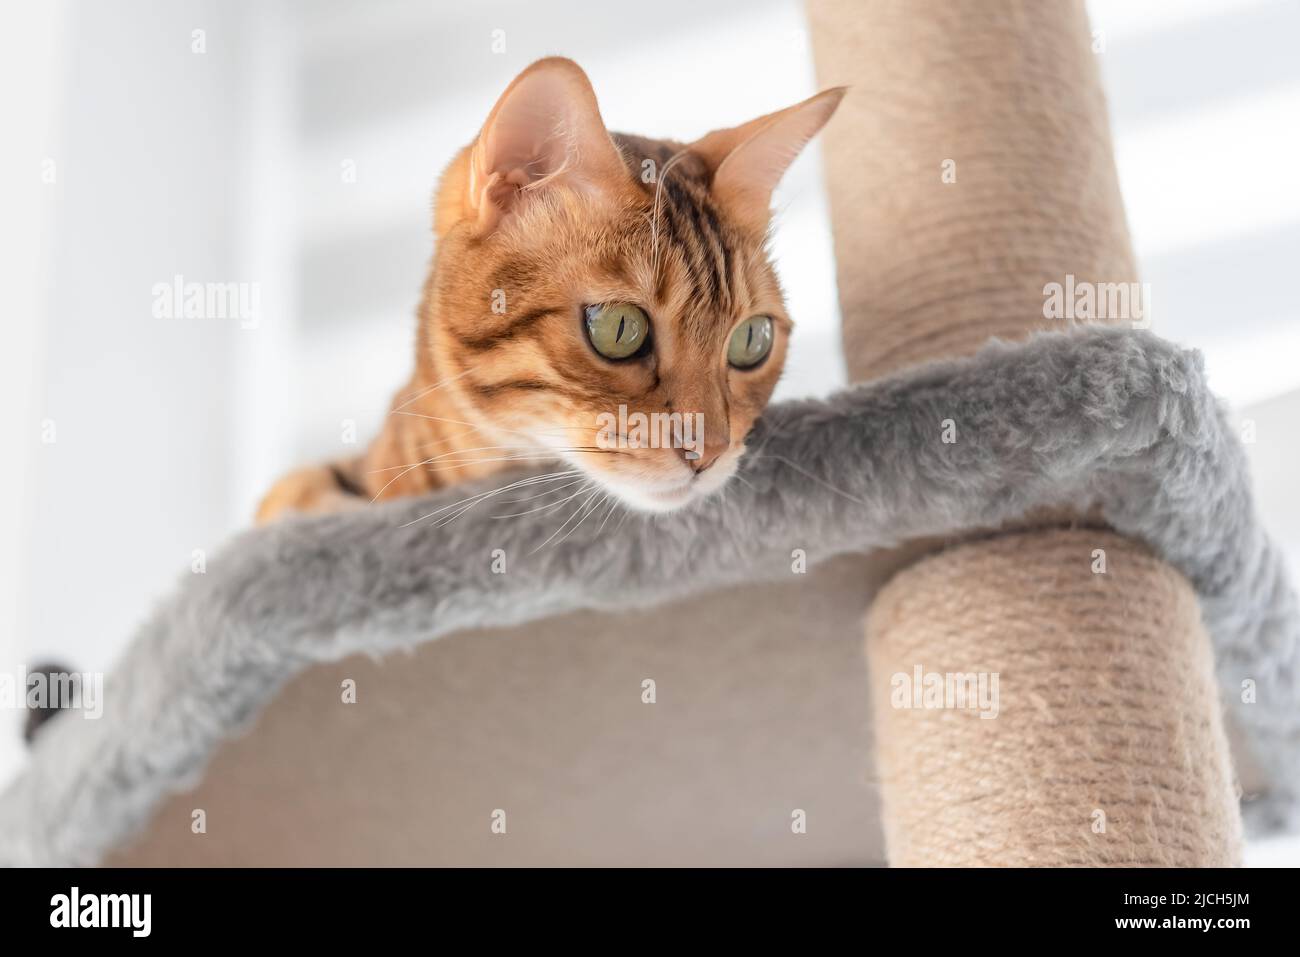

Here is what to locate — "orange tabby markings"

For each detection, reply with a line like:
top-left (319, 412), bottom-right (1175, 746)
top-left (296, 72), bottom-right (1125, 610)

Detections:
top-left (257, 57), bottom-right (842, 524)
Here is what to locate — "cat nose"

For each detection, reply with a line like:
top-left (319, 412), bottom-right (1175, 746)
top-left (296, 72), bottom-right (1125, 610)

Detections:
top-left (681, 437), bottom-right (727, 473)
top-left (668, 400), bottom-right (728, 472)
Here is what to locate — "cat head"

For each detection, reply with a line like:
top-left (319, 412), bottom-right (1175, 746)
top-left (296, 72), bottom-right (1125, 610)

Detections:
top-left (427, 57), bottom-right (843, 512)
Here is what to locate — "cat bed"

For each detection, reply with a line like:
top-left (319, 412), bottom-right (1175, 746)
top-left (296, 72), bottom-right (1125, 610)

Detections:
top-left (1, 325), bottom-right (1296, 866)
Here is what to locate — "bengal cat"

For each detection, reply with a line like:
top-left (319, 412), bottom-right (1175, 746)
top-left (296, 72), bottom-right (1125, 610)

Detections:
top-left (257, 57), bottom-right (843, 523)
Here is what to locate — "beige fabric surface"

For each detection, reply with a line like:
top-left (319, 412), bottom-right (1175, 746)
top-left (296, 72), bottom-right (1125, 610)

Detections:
top-left (112, 552), bottom-right (925, 866)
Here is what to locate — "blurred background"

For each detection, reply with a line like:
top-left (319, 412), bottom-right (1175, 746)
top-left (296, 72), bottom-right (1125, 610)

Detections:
top-left (1, 0), bottom-right (1296, 864)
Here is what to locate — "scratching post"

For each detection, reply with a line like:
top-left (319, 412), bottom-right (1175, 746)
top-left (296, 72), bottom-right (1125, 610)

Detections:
top-left (806, 0), bottom-right (1243, 864)
top-left (869, 530), bottom-right (1240, 866)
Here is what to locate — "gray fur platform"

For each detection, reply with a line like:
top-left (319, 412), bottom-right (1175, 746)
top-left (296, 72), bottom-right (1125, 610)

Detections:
top-left (1, 325), bottom-right (1296, 865)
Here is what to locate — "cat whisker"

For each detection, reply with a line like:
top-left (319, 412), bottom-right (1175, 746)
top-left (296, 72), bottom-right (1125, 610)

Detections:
top-left (415, 454), bottom-right (579, 478)
top-left (428, 471), bottom-right (581, 530)
top-left (368, 445), bottom-right (533, 501)
top-left (392, 366), bottom-right (479, 411)
top-left (615, 506), bottom-right (632, 534)
top-left (391, 409), bottom-right (600, 448)
top-left (761, 452), bottom-right (868, 507)
top-left (535, 483), bottom-right (596, 518)
top-left (552, 490), bottom-right (607, 549)
top-left (501, 481), bottom-right (594, 527)
top-left (373, 441), bottom-right (615, 474)
top-left (594, 494), bottom-right (620, 538)
top-left (729, 470), bottom-right (756, 493)
top-left (391, 409), bottom-right (544, 440)
top-left (412, 425), bottom-right (487, 453)
top-left (369, 444), bottom-right (557, 474)
top-left (416, 449), bottom-right (618, 473)
top-left (369, 449), bottom-right (570, 502)
top-left (398, 469), bottom-right (578, 529)
top-left (750, 409), bottom-right (795, 460)
top-left (531, 486), bottom-right (602, 553)
top-left (490, 477), bottom-right (591, 517)
top-left (370, 445), bottom-right (625, 507)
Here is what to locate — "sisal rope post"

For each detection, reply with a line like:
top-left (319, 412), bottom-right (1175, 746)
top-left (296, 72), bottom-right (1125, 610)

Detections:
top-left (806, 0), bottom-right (1242, 864)
top-left (868, 530), bottom-right (1240, 866)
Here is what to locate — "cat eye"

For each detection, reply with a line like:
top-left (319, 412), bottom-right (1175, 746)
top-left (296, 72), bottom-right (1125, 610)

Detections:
top-left (584, 303), bottom-right (651, 360)
top-left (727, 315), bottom-right (774, 369)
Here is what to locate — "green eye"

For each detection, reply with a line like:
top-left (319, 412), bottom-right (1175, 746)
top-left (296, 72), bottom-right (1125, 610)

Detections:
top-left (727, 315), bottom-right (774, 368)
top-left (584, 303), bottom-right (650, 360)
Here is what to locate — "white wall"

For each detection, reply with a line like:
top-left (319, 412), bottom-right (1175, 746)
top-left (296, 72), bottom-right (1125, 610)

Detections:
top-left (0, 0), bottom-right (69, 799)
top-left (17, 1), bottom-right (248, 681)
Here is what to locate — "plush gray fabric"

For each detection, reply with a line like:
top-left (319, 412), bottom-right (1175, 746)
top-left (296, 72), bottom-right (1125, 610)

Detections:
top-left (1, 325), bottom-right (1296, 865)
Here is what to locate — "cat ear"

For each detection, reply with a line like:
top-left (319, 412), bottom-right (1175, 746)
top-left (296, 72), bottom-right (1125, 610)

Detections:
top-left (690, 88), bottom-right (846, 235)
top-left (467, 57), bottom-right (628, 235)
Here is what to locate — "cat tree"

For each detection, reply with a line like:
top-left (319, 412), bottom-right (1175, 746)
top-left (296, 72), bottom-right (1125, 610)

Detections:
top-left (806, 0), bottom-right (1240, 863)
top-left (4, 0), bottom-right (1294, 868)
